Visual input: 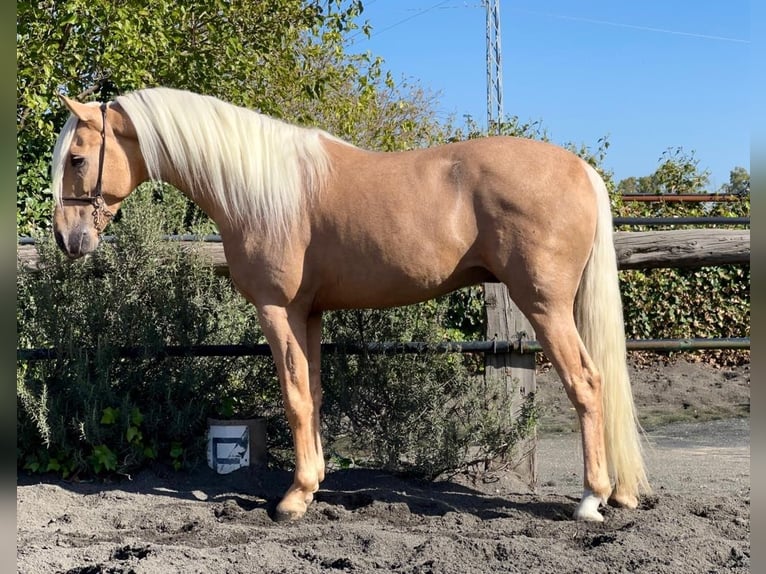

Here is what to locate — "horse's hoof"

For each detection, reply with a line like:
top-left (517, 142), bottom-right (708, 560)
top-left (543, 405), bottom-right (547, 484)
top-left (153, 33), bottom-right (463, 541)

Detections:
top-left (608, 491), bottom-right (638, 509)
top-left (574, 507), bottom-right (604, 522)
top-left (574, 490), bottom-right (605, 522)
top-left (273, 505), bottom-right (305, 523)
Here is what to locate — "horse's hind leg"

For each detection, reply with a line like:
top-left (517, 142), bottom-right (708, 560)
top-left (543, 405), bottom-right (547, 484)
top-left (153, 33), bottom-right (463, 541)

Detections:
top-left (526, 310), bottom-right (612, 522)
top-left (307, 312), bottom-right (325, 484)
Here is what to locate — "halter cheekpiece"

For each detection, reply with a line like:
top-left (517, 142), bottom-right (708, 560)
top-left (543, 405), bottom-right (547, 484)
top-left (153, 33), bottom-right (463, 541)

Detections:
top-left (60, 102), bottom-right (113, 233)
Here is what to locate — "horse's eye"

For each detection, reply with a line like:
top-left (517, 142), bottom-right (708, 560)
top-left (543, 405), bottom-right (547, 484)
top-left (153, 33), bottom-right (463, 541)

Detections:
top-left (70, 155), bottom-right (85, 168)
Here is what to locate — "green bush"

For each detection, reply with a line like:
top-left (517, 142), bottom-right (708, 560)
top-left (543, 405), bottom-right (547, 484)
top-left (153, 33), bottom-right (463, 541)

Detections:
top-left (17, 193), bottom-right (276, 477)
top-left (321, 302), bottom-right (534, 479)
top-left (620, 266), bottom-right (749, 341)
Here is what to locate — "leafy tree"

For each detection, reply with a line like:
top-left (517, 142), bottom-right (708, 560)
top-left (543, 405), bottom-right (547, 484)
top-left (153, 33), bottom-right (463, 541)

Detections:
top-left (17, 0), bottom-right (454, 235)
top-left (718, 166), bottom-right (750, 196)
top-left (614, 175), bottom-right (654, 196)
top-left (651, 147), bottom-right (710, 195)
top-left (16, 0), bottom-right (368, 235)
top-left (615, 147), bottom-right (709, 198)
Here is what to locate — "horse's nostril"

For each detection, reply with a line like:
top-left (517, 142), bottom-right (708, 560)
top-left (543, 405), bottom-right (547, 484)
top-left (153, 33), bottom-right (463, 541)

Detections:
top-left (54, 230), bottom-right (66, 252)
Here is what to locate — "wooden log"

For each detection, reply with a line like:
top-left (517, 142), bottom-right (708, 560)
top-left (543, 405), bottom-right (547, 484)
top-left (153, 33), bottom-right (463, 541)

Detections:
top-left (483, 283), bottom-right (537, 487)
top-left (614, 229), bottom-right (750, 270)
top-left (16, 229), bottom-right (750, 273)
top-left (15, 241), bottom-right (232, 274)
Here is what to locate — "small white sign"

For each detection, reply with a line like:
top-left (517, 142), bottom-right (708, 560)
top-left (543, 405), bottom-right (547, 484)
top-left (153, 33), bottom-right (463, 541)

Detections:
top-left (207, 424), bottom-right (250, 474)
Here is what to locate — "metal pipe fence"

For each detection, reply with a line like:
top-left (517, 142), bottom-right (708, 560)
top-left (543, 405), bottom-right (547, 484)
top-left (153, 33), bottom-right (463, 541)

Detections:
top-left (17, 337), bottom-right (750, 362)
top-left (620, 194), bottom-right (745, 202)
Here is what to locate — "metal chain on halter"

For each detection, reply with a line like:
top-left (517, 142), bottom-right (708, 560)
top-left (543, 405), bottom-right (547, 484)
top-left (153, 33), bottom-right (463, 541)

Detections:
top-left (92, 194), bottom-right (113, 232)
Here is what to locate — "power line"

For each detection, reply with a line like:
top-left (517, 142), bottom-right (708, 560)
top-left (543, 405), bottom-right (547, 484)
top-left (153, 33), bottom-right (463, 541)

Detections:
top-left (405, 2), bottom-right (483, 8)
top-left (349, 0), bottom-right (454, 41)
top-left (515, 9), bottom-right (749, 44)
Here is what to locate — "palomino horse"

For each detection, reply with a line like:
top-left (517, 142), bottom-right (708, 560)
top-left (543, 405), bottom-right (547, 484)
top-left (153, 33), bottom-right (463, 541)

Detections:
top-left (51, 87), bottom-right (649, 522)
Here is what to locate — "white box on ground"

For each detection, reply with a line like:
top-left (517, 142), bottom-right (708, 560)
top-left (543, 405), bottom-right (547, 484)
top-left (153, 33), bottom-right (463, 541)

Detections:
top-left (207, 418), bottom-right (267, 474)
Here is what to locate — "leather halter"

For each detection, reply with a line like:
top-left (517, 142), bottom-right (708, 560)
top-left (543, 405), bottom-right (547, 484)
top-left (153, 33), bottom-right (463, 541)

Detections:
top-left (60, 102), bottom-right (113, 233)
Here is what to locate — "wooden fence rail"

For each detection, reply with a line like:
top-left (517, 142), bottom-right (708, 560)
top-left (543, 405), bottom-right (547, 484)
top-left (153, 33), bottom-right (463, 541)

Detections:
top-left (16, 229), bottom-right (751, 274)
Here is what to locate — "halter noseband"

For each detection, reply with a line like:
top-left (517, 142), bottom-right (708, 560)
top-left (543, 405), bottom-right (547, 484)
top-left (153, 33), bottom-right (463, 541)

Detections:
top-left (60, 102), bottom-right (114, 233)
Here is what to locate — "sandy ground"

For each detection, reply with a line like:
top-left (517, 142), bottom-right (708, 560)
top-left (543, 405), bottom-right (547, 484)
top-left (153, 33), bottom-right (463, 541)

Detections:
top-left (17, 357), bottom-right (750, 573)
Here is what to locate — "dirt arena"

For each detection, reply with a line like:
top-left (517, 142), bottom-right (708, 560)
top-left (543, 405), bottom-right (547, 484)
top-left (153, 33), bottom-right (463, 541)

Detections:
top-left (17, 357), bottom-right (750, 573)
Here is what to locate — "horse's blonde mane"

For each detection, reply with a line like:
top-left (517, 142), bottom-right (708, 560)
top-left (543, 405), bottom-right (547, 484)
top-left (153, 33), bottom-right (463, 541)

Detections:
top-left (114, 87), bottom-right (335, 237)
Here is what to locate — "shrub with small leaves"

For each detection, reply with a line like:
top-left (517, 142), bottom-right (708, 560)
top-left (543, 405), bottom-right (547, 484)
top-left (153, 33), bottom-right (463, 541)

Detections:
top-left (17, 193), bottom-right (275, 477)
top-left (321, 302), bottom-right (536, 479)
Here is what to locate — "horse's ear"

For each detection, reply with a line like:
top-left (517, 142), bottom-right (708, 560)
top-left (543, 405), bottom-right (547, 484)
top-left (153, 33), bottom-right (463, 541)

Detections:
top-left (58, 94), bottom-right (100, 124)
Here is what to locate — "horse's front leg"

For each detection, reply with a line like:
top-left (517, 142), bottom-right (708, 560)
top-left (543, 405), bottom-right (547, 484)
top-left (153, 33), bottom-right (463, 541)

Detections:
top-left (257, 304), bottom-right (321, 521)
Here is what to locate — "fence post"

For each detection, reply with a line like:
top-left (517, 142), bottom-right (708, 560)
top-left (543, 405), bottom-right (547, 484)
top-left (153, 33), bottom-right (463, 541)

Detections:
top-left (483, 283), bottom-right (537, 487)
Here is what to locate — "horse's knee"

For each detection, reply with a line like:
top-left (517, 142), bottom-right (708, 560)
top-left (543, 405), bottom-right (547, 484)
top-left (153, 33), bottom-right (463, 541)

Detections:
top-left (562, 369), bottom-right (602, 414)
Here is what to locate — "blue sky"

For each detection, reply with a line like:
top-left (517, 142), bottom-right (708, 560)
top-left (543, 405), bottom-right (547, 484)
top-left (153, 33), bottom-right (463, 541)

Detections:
top-left (347, 0), bottom-right (750, 188)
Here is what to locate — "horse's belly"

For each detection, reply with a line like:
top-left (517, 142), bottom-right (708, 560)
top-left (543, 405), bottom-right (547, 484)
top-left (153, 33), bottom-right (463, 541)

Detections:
top-left (312, 262), bottom-right (494, 311)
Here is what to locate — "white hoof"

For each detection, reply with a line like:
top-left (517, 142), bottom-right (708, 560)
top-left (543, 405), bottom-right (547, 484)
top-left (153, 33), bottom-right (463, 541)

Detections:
top-left (574, 490), bottom-right (605, 522)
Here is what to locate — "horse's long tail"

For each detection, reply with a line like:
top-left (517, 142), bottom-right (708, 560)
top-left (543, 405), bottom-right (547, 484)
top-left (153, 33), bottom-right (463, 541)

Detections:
top-left (575, 164), bottom-right (650, 500)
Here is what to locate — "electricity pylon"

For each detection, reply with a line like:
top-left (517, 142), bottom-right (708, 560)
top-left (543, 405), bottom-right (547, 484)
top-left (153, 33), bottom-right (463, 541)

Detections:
top-left (483, 0), bottom-right (503, 133)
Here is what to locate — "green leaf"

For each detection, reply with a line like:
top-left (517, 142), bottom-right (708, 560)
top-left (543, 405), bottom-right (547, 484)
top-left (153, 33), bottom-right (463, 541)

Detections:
top-left (92, 444), bottom-right (117, 472)
top-left (130, 407), bottom-right (144, 427)
top-left (101, 407), bottom-right (119, 425)
top-left (126, 426), bottom-right (142, 444)
top-left (170, 442), bottom-right (184, 459)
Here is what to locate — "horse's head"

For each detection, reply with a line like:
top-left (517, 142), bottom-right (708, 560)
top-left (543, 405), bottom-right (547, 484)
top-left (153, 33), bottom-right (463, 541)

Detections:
top-left (51, 95), bottom-right (146, 258)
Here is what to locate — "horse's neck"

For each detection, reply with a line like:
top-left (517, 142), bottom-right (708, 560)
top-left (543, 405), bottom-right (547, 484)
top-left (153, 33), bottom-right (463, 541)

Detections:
top-left (155, 162), bottom-right (227, 226)
top-left (134, 106), bottom-right (328, 241)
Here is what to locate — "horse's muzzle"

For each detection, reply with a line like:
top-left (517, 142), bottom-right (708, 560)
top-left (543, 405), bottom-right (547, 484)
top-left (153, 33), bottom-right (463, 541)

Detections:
top-left (54, 225), bottom-right (99, 258)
